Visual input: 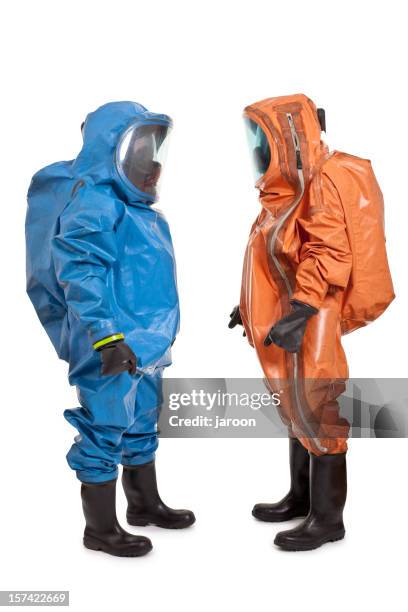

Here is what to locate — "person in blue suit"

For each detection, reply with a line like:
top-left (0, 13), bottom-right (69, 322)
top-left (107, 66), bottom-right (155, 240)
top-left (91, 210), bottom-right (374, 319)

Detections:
top-left (26, 102), bottom-right (195, 557)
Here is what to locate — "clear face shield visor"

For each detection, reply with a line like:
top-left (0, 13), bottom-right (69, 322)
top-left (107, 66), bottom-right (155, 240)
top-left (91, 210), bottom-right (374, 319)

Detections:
top-left (117, 123), bottom-right (171, 198)
top-left (244, 117), bottom-right (271, 183)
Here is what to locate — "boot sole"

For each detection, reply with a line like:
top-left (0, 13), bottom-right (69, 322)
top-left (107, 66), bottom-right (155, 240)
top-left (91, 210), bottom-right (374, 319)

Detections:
top-left (275, 530), bottom-right (345, 552)
top-left (127, 515), bottom-right (196, 529)
top-left (252, 511), bottom-right (308, 523)
top-left (84, 536), bottom-right (153, 557)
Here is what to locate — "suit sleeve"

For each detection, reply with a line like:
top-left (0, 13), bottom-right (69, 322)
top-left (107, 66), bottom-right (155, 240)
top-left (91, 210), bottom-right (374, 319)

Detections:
top-left (292, 170), bottom-right (352, 310)
top-left (51, 187), bottom-right (122, 344)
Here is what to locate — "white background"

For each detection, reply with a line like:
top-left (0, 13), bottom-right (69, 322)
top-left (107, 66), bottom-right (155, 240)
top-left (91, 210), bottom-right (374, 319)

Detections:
top-left (1, 0), bottom-right (407, 610)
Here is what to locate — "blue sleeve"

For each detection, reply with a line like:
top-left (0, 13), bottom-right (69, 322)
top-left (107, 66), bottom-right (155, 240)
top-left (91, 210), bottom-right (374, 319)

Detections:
top-left (52, 186), bottom-right (123, 344)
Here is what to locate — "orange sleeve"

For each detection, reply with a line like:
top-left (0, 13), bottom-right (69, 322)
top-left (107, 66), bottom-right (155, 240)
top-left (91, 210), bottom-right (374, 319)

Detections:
top-left (292, 170), bottom-right (352, 310)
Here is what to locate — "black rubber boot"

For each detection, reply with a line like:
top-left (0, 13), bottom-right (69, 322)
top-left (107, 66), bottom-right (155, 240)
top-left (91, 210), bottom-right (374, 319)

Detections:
top-left (252, 438), bottom-right (310, 522)
top-left (81, 479), bottom-right (152, 557)
top-left (274, 452), bottom-right (347, 551)
top-left (122, 461), bottom-right (196, 529)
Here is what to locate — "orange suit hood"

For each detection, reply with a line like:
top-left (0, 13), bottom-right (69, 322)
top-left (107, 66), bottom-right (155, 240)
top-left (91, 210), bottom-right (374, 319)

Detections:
top-left (243, 93), bottom-right (327, 211)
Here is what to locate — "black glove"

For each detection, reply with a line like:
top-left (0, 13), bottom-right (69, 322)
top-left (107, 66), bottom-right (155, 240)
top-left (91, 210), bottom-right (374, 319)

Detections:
top-left (228, 305), bottom-right (243, 329)
top-left (263, 300), bottom-right (318, 353)
top-left (98, 340), bottom-right (137, 376)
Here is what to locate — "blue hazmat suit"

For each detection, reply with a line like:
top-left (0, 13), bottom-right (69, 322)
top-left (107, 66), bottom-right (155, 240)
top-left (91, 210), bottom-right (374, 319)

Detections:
top-left (26, 102), bottom-right (179, 483)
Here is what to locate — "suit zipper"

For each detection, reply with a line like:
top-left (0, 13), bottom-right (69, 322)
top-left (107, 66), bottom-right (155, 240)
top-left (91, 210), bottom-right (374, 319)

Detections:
top-left (269, 112), bottom-right (327, 453)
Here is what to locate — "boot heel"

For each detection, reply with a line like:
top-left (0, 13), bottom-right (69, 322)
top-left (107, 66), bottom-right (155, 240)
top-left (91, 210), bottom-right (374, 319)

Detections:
top-left (328, 528), bottom-right (345, 542)
top-left (83, 536), bottom-right (102, 551)
top-left (127, 515), bottom-right (149, 526)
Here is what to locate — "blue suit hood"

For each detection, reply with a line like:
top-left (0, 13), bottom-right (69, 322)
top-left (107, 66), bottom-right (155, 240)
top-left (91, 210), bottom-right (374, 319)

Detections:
top-left (73, 101), bottom-right (172, 205)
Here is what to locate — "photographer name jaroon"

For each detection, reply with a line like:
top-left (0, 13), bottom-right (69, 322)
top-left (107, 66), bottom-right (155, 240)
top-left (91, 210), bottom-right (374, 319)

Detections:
top-left (168, 415), bottom-right (256, 429)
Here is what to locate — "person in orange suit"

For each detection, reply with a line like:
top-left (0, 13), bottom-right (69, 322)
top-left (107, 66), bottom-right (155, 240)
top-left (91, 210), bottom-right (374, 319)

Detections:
top-left (229, 94), bottom-right (393, 551)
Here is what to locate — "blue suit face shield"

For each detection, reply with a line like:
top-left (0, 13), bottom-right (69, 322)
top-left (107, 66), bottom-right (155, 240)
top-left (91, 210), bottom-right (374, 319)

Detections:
top-left (116, 122), bottom-right (171, 200)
